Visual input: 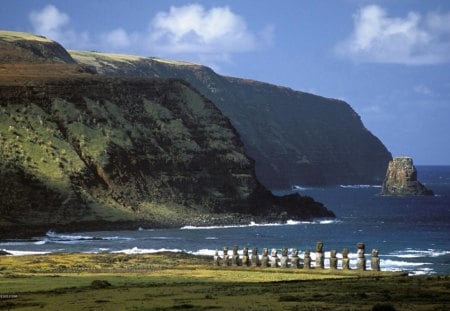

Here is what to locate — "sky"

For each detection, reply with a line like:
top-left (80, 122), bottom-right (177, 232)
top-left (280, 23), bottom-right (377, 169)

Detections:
top-left (2, 0), bottom-right (450, 165)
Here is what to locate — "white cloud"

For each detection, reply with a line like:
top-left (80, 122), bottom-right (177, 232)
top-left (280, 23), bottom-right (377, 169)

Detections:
top-left (29, 5), bottom-right (90, 49)
top-left (336, 5), bottom-right (450, 65)
top-left (27, 4), bottom-right (270, 69)
top-left (102, 28), bottom-right (133, 49)
top-left (29, 4), bottom-right (69, 41)
top-left (148, 4), bottom-right (264, 55)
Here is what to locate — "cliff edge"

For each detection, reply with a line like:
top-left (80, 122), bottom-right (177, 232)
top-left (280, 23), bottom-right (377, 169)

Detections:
top-left (381, 157), bottom-right (433, 196)
top-left (0, 31), bottom-right (334, 237)
top-left (69, 50), bottom-right (392, 187)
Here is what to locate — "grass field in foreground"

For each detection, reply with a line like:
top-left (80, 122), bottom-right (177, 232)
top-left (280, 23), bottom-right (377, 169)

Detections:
top-left (0, 252), bottom-right (449, 310)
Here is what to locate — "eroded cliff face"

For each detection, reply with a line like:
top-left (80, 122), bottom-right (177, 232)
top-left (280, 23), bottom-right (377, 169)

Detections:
top-left (0, 31), bottom-right (334, 237)
top-left (381, 157), bottom-right (433, 196)
top-left (69, 50), bottom-right (392, 187)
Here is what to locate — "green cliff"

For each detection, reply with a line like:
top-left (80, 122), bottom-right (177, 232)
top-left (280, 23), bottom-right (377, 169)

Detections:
top-left (0, 31), bottom-right (334, 237)
top-left (69, 50), bottom-right (392, 188)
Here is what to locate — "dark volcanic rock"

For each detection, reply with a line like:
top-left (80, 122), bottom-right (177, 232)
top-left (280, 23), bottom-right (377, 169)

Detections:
top-left (0, 74), bottom-right (334, 238)
top-left (381, 157), bottom-right (433, 196)
top-left (0, 31), bottom-right (336, 238)
top-left (69, 50), bottom-right (392, 187)
top-left (0, 250), bottom-right (11, 255)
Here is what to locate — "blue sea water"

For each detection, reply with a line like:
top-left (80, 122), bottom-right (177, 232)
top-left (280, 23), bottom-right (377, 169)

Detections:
top-left (1, 166), bottom-right (449, 275)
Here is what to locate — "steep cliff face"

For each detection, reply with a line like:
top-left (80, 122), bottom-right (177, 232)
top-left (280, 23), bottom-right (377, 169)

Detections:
top-left (0, 31), bottom-right (334, 237)
top-left (381, 157), bottom-right (433, 196)
top-left (69, 50), bottom-right (392, 187)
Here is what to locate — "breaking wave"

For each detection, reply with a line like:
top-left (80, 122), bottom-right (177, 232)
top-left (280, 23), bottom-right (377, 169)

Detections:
top-left (31, 230), bottom-right (136, 245)
top-left (180, 219), bottom-right (339, 230)
top-left (340, 184), bottom-right (382, 189)
top-left (387, 248), bottom-right (450, 259)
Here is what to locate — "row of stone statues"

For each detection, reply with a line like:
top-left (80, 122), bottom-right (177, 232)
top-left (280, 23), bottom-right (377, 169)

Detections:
top-left (213, 242), bottom-right (380, 271)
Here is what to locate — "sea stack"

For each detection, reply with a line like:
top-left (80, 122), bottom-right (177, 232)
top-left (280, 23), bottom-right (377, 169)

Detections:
top-left (381, 157), bottom-right (433, 196)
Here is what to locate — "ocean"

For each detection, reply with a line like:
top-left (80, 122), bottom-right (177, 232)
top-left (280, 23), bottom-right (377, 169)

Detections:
top-left (1, 166), bottom-right (449, 275)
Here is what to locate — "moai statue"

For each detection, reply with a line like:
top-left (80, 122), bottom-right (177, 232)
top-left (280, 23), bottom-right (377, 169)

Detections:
top-left (280, 247), bottom-right (289, 268)
top-left (260, 248), bottom-right (269, 267)
top-left (315, 241), bottom-right (325, 269)
top-left (231, 245), bottom-right (240, 266)
top-left (251, 247), bottom-right (260, 267)
top-left (290, 248), bottom-right (300, 268)
top-left (242, 247), bottom-right (250, 266)
top-left (213, 249), bottom-right (220, 266)
top-left (342, 248), bottom-right (350, 270)
top-left (371, 249), bottom-right (380, 271)
top-left (222, 246), bottom-right (230, 266)
top-left (329, 249), bottom-right (338, 270)
top-left (303, 249), bottom-right (311, 269)
top-left (356, 242), bottom-right (366, 271)
top-left (270, 248), bottom-right (279, 268)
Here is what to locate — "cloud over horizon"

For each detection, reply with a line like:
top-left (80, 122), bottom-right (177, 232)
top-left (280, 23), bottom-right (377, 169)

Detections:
top-left (336, 5), bottom-right (450, 65)
top-left (29, 4), bottom-right (69, 41)
top-left (28, 4), bottom-right (270, 69)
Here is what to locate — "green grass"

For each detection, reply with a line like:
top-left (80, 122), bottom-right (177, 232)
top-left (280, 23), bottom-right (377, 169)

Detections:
top-left (0, 30), bottom-right (53, 43)
top-left (68, 50), bottom-right (145, 65)
top-left (0, 253), bottom-right (448, 311)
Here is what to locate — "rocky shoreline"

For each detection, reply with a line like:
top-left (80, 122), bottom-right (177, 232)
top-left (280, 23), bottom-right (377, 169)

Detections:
top-left (0, 207), bottom-right (334, 240)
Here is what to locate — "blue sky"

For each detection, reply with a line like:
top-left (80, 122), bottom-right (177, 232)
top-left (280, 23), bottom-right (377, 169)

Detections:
top-left (2, 0), bottom-right (450, 165)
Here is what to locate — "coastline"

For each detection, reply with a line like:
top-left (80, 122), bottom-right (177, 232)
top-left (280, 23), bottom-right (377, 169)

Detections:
top-left (1, 252), bottom-right (448, 310)
top-left (0, 212), bottom-right (335, 240)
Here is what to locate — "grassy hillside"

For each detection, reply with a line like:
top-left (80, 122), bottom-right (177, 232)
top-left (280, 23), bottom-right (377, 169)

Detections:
top-left (68, 50), bottom-right (392, 187)
top-left (0, 31), bottom-right (334, 237)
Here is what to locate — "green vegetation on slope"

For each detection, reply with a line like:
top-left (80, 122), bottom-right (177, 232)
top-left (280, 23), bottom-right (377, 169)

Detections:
top-left (0, 31), bottom-right (335, 236)
top-left (0, 76), bottom-right (334, 237)
top-left (68, 49), bottom-right (392, 187)
top-left (0, 77), bottom-right (255, 233)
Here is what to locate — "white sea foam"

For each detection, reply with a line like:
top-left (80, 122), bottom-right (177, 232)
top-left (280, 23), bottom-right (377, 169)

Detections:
top-left (339, 184), bottom-right (381, 189)
top-left (388, 248), bottom-right (450, 258)
top-left (44, 230), bottom-right (134, 242)
top-left (381, 259), bottom-right (432, 267)
top-left (112, 247), bottom-right (183, 254)
top-left (291, 185), bottom-right (309, 191)
top-left (138, 227), bottom-right (154, 231)
top-left (0, 241), bottom-right (34, 246)
top-left (149, 236), bottom-right (182, 240)
top-left (191, 249), bottom-right (216, 256)
top-left (46, 230), bottom-right (94, 241)
top-left (2, 249), bottom-right (50, 256)
top-left (180, 219), bottom-right (338, 230)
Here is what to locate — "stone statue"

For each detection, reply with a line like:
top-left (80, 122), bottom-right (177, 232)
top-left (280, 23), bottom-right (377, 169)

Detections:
top-left (342, 248), bottom-right (350, 270)
top-left (231, 245), bottom-right (240, 266)
top-left (356, 242), bottom-right (366, 271)
top-left (251, 247), bottom-right (259, 266)
top-left (290, 248), bottom-right (300, 268)
top-left (213, 249), bottom-right (220, 266)
top-left (329, 249), bottom-right (337, 270)
top-left (280, 247), bottom-right (288, 268)
top-left (222, 246), bottom-right (230, 266)
top-left (371, 249), bottom-right (380, 271)
top-left (242, 247), bottom-right (250, 266)
top-left (303, 249), bottom-right (311, 269)
top-left (270, 248), bottom-right (278, 268)
top-left (260, 248), bottom-right (269, 267)
top-left (315, 241), bottom-right (324, 269)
